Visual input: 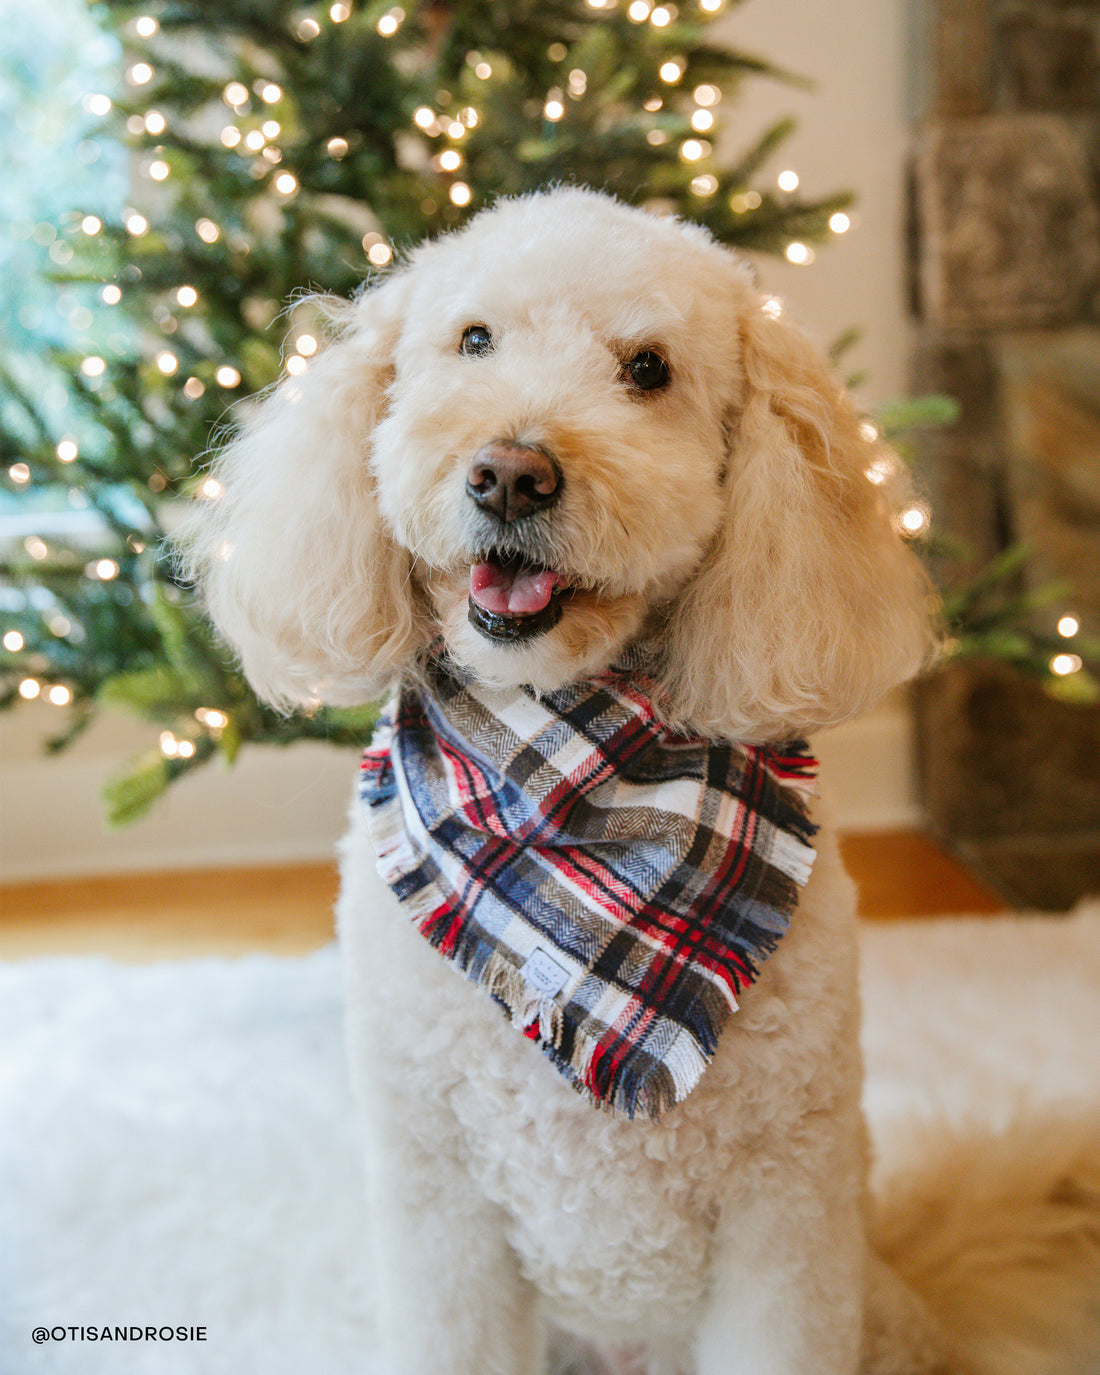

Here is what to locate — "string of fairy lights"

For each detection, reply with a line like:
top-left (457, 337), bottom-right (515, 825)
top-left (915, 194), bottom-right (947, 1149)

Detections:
top-left (2, 0), bottom-right (1090, 737)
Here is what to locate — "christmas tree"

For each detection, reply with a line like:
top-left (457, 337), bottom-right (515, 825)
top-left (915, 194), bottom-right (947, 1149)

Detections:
top-left (2, 0), bottom-right (1092, 824)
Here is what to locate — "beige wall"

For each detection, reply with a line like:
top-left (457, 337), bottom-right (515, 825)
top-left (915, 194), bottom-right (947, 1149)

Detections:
top-left (720, 0), bottom-right (914, 403)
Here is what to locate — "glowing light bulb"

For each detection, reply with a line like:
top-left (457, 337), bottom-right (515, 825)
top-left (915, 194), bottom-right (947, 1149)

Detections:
top-left (244, 129), bottom-right (266, 152)
top-left (366, 241), bottom-right (392, 266)
top-left (659, 61), bottom-right (683, 83)
top-left (628, 0), bottom-right (651, 19)
top-left (84, 93), bottom-right (112, 116)
top-left (126, 212), bottom-right (149, 235)
top-left (777, 169), bottom-right (800, 192)
top-left (128, 63), bottom-right (154, 86)
top-left (135, 15), bottom-right (158, 36)
top-left (1057, 615), bottom-right (1080, 638)
top-left (691, 174), bottom-right (718, 197)
top-left (830, 212), bottom-right (851, 234)
top-left (1051, 653), bottom-right (1083, 676)
top-left (544, 98), bottom-right (565, 121)
top-left (449, 182), bottom-right (472, 207)
top-left (297, 17), bottom-right (321, 38)
top-left (3, 631), bottom-right (25, 652)
top-left (414, 107), bottom-right (435, 129)
top-left (91, 558), bottom-right (120, 581)
top-left (9, 463), bottom-right (30, 485)
top-left (694, 84), bottom-right (720, 106)
top-left (19, 678), bottom-right (41, 700)
top-left (691, 109), bottom-right (715, 132)
top-left (785, 241), bottom-right (814, 265)
top-left (176, 286), bottom-right (198, 308)
top-left (56, 439), bottom-right (79, 462)
top-left (650, 6), bottom-right (672, 25)
top-left (216, 366), bottom-right (241, 388)
top-left (81, 215), bottom-right (102, 235)
top-left (201, 478), bottom-right (225, 500)
top-left (730, 190), bottom-right (761, 213)
top-left (331, 2), bottom-right (350, 19)
top-left (196, 219), bottom-right (220, 243)
top-left (296, 334), bottom-right (318, 356)
top-left (274, 172), bottom-right (298, 195)
top-left (224, 82), bottom-right (249, 108)
top-left (680, 139), bottom-right (706, 161)
top-left (48, 685), bottom-right (73, 707)
top-left (438, 150), bottom-right (462, 171)
top-left (155, 351), bottom-right (178, 375)
top-left (81, 356), bottom-right (106, 377)
top-left (148, 159), bottom-right (170, 181)
top-left (899, 505), bottom-right (930, 535)
top-left (183, 377), bottom-right (205, 399)
top-left (475, 62), bottom-right (492, 79)
top-left (145, 110), bottom-right (166, 135)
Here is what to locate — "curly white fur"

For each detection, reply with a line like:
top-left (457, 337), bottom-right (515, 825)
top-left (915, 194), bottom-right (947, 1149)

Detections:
top-left (177, 188), bottom-right (1099, 1375)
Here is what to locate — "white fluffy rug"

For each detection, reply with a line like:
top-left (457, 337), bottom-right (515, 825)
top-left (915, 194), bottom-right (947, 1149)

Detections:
top-left (2, 907), bottom-right (1098, 1374)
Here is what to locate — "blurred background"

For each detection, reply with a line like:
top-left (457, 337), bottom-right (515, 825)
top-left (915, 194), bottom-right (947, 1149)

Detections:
top-left (2, 0), bottom-right (1097, 947)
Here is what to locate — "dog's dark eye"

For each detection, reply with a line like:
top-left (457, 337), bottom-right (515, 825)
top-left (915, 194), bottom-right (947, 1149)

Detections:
top-left (624, 349), bottom-right (670, 393)
top-left (460, 324), bottom-right (494, 357)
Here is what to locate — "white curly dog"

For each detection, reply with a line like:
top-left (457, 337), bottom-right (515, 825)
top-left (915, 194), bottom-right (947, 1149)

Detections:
top-left (181, 189), bottom-right (1099, 1375)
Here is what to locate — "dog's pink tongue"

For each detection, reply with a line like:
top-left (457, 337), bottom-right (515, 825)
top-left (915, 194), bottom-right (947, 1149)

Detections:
top-left (470, 562), bottom-right (559, 616)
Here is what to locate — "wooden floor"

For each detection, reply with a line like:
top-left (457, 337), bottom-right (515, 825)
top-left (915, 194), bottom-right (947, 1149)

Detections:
top-left (0, 830), bottom-right (1004, 963)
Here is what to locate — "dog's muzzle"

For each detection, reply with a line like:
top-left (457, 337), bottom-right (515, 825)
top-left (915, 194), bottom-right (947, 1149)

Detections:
top-left (465, 441), bottom-right (567, 643)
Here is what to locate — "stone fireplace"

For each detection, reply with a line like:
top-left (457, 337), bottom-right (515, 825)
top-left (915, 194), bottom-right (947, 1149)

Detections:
top-left (909, 0), bottom-right (1100, 909)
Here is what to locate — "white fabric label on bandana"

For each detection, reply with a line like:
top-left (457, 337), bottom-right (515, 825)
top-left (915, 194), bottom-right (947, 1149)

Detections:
top-left (521, 948), bottom-right (570, 998)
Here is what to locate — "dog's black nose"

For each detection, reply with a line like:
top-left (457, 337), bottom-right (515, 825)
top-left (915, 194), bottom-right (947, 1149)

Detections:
top-left (466, 443), bottom-right (562, 523)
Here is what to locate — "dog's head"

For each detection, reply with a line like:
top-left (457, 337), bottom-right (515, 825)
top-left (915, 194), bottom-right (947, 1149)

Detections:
top-left (179, 188), bottom-right (931, 740)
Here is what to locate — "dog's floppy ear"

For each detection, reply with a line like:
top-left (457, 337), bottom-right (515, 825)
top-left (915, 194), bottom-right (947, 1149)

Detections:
top-left (176, 272), bottom-right (426, 709)
top-left (660, 296), bottom-right (933, 741)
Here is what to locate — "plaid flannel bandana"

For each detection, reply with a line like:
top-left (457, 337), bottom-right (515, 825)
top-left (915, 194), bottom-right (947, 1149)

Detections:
top-left (360, 651), bottom-right (818, 1120)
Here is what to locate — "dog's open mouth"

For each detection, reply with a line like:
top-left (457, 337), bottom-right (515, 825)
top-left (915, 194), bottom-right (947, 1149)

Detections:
top-left (468, 552), bottom-right (567, 642)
